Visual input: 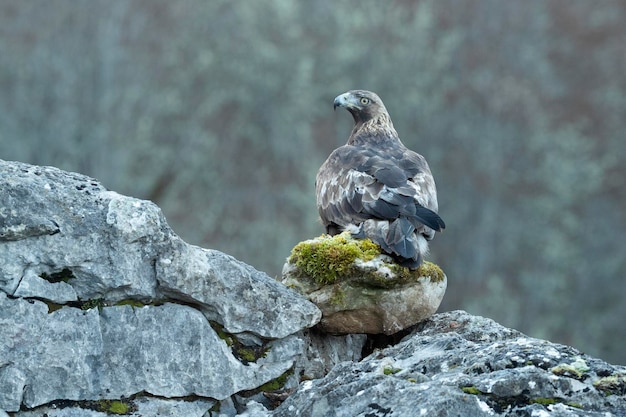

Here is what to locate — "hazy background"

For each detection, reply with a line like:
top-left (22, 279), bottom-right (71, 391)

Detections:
top-left (1, 1), bottom-right (624, 364)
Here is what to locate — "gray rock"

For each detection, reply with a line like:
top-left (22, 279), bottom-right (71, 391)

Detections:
top-left (131, 397), bottom-right (215, 417)
top-left (157, 244), bottom-right (321, 339)
top-left (295, 330), bottom-right (367, 380)
top-left (0, 366), bottom-right (27, 413)
top-left (0, 159), bottom-right (321, 413)
top-left (4, 159), bottom-right (625, 417)
top-left (230, 330), bottom-right (367, 414)
top-left (17, 408), bottom-right (108, 417)
top-left (273, 311), bottom-right (626, 417)
top-left (0, 159), bottom-right (321, 339)
top-left (0, 294), bottom-right (302, 411)
top-left (0, 293), bottom-right (102, 410)
top-left (13, 269), bottom-right (78, 302)
top-left (308, 271), bottom-right (446, 335)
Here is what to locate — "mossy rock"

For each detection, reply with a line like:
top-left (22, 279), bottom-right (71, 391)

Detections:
top-left (282, 233), bottom-right (447, 335)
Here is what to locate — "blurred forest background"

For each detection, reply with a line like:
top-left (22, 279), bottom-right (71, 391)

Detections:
top-left (1, 1), bottom-right (624, 364)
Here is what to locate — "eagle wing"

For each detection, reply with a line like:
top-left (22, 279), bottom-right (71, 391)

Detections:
top-left (315, 144), bottom-right (445, 242)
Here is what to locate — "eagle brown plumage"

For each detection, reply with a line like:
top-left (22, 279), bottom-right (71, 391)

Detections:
top-left (316, 90), bottom-right (445, 269)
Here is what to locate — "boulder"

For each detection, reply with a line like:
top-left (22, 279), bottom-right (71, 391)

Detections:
top-left (282, 233), bottom-right (447, 334)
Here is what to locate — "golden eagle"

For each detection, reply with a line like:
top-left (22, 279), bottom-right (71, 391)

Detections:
top-left (316, 90), bottom-right (445, 269)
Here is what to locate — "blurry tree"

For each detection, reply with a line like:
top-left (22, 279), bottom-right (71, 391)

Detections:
top-left (0, 0), bottom-right (624, 364)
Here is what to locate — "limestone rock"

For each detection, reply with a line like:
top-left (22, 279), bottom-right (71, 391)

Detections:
top-left (282, 233), bottom-right (447, 334)
top-left (0, 160), bottom-right (321, 340)
top-left (273, 310), bottom-right (626, 417)
top-left (295, 330), bottom-right (367, 381)
top-left (13, 269), bottom-right (78, 302)
top-left (0, 294), bottom-right (302, 410)
top-left (0, 159), bottom-right (321, 414)
top-left (157, 244), bottom-right (320, 339)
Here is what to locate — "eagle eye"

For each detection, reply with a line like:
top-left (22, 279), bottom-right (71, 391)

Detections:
top-left (360, 97), bottom-right (370, 105)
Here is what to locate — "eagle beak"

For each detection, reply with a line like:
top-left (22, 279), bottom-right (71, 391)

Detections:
top-left (333, 93), bottom-right (350, 110)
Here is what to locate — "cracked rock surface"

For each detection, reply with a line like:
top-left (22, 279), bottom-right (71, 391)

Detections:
top-left (0, 159), bottom-right (322, 414)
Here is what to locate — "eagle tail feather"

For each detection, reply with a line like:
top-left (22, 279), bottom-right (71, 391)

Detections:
top-left (412, 207), bottom-right (446, 232)
top-left (354, 218), bottom-right (430, 268)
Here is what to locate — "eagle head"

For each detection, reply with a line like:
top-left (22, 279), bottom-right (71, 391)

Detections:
top-left (333, 90), bottom-right (389, 124)
top-left (334, 90), bottom-right (397, 144)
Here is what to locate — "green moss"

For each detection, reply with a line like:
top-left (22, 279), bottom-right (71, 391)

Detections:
top-left (209, 321), bottom-right (269, 364)
top-left (257, 369), bottom-right (293, 392)
top-left (288, 233), bottom-right (445, 286)
top-left (289, 232), bottom-right (380, 284)
top-left (114, 299), bottom-right (147, 308)
top-left (329, 287), bottom-right (347, 306)
top-left (383, 365), bottom-right (401, 375)
top-left (211, 321), bottom-right (235, 346)
top-left (461, 386), bottom-right (482, 395)
top-left (97, 399), bottom-right (131, 415)
top-left (462, 386), bottom-right (485, 396)
top-left (108, 401), bottom-right (129, 414)
top-left (44, 300), bottom-right (64, 313)
top-left (551, 357), bottom-right (590, 379)
top-left (530, 397), bottom-right (558, 406)
top-left (238, 347), bottom-right (257, 363)
top-left (80, 298), bottom-right (105, 310)
top-left (411, 262), bottom-right (445, 283)
top-left (208, 402), bottom-right (221, 414)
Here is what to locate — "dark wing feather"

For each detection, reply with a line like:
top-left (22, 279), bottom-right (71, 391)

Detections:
top-left (413, 206), bottom-right (446, 232)
top-left (315, 143), bottom-right (445, 235)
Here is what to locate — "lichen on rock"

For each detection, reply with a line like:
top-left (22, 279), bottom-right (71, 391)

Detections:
top-left (282, 233), bottom-right (447, 335)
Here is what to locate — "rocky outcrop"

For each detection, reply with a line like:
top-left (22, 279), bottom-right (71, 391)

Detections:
top-left (0, 160), bottom-right (320, 340)
top-left (0, 159), bottom-right (327, 415)
top-left (2, 159), bottom-right (625, 417)
top-left (274, 310), bottom-right (626, 417)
